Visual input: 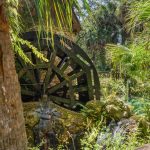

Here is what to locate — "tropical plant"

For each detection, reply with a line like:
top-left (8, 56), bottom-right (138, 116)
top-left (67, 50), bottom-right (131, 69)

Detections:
top-left (77, 0), bottom-right (126, 70)
top-left (105, 0), bottom-right (150, 99)
top-left (126, 0), bottom-right (150, 33)
top-left (80, 121), bottom-right (148, 150)
top-left (106, 43), bottom-right (150, 81)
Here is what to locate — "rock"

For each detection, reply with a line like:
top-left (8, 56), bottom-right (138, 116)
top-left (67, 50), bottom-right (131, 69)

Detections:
top-left (105, 95), bottom-right (131, 120)
top-left (84, 100), bottom-right (105, 120)
top-left (113, 118), bottom-right (137, 135)
top-left (97, 118), bottom-right (138, 147)
top-left (136, 144), bottom-right (150, 150)
top-left (23, 98), bottom-right (133, 149)
top-left (23, 102), bottom-right (86, 149)
top-left (83, 96), bottom-right (131, 121)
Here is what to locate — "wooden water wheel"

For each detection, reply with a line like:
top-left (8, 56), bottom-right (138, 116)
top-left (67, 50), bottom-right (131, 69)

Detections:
top-left (16, 31), bottom-right (100, 109)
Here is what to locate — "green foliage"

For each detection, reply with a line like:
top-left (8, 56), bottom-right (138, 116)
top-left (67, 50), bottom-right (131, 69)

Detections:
top-left (106, 42), bottom-right (150, 81)
top-left (82, 94), bottom-right (131, 122)
top-left (80, 122), bottom-right (148, 150)
top-left (12, 34), bottom-right (49, 64)
top-left (77, 0), bottom-right (125, 70)
top-left (126, 0), bottom-right (150, 32)
top-left (101, 78), bottom-right (126, 98)
top-left (28, 140), bottom-right (45, 150)
top-left (105, 0), bottom-right (150, 106)
top-left (80, 122), bottom-right (102, 150)
top-left (129, 98), bottom-right (150, 120)
top-left (6, 0), bottom-right (49, 64)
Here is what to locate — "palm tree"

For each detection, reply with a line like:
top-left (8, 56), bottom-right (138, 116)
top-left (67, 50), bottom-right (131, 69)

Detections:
top-left (0, 1), bottom-right (27, 149)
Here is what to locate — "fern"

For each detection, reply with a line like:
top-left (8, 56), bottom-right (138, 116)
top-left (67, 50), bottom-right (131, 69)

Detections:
top-left (12, 33), bottom-right (49, 64)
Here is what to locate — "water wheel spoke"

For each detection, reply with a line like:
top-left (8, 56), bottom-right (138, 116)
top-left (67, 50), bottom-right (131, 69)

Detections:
top-left (57, 56), bottom-right (68, 68)
top-left (49, 95), bottom-right (71, 105)
top-left (68, 81), bottom-right (75, 105)
top-left (47, 80), bottom-right (68, 95)
top-left (49, 70), bottom-right (85, 94)
top-left (60, 59), bottom-right (72, 72)
top-left (69, 70), bottom-right (84, 81)
top-left (72, 85), bottom-right (88, 92)
top-left (18, 69), bottom-right (27, 78)
top-left (21, 89), bottom-right (36, 96)
top-left (45, 55), bottom-right (66, 87)
top-left (52, 65), bottom-right (70, 81)
top-left (31, 53), bottom-right (41, 83)
top-left (61, 37), bottom-right (92, 66)
top-left (44, 52), bottom-right (56, 89)
top-left (55, 41), bottom-right (89, 70)
top-left (86, 68), bottom-right (94, 100)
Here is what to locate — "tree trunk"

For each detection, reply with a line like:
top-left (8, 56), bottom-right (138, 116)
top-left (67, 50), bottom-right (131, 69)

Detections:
top-left (0, 2), bottom-right (27, 150)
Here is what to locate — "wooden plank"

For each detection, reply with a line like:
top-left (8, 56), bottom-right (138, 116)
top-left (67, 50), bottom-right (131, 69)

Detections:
top-left (55, 39), bottom-right (89, 71)
top-left (44, 52), bottom-right (56, 90)
top-left (21, 89), bottom-right (36, 96)
top-left (93, 69), bottom-right (101, 100)
top-left (61, 37), bottom-right (93, 66)
top-left (26, 63), bottom-right (48, 69)
top-left (52, 65), bottom-right (70, 81)
top-left (55, 57), bottom-right (68, 82)
top-left (60, 59), bottom-right (71, 72)
top-left (68, 81), bottom-right (75, 106)
top-left (31, 53), bottom-right (41, 84)
top-left (47, 80), bottom-right (67, 94)
top-left (73, 86), bottom-right (88, 92)
top-left (86, 69), bottom-right (94, 100)
top-left (69, 70), bottom-right (84, 80)
top-left (47, 56), bottom-right (66, 86)
top-left (47, 70), bottom-right (84, 95)
top-left (49, 95), bottom-right (71, 104)
top-left (59, 37), bottom-right (92, 66)
top-left (18, 69), bottom-right (27, 79)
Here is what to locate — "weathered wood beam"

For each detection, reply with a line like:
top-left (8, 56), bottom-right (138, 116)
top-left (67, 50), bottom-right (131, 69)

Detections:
top-left (25, 63), bottom-right (48, 70)
top-left (49, 95), bottom-right (71, 104)
top-left (52, 65), bottom-right (70, 81)
top-left (73, 86), bottom-right (88, 92)
top-left (47, 80), bottom-right (67, 94)
top-left (44, 51), bottom-right (56, 90)
top-left (18, 69), bottom-right (27, 79)
top-left (21, 89), bottom-right (36, 96)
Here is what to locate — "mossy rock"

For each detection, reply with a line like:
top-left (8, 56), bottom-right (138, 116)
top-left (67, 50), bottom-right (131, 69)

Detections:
top-left (105, 95), bottom-right (131, 121)
top-left (84, 100), bottom-right (105, 120)
top-left (23, 102), bottom-right (86, 148)
top-left (83, 96), bottom-right (131, 121)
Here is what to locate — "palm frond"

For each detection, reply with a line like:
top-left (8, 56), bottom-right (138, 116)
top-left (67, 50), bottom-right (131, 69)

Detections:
top-left (12, 33), bottom-right (49, 63)
top-left (6, 0), bottom-right (90, 64)
top-left (126, 0), bottom-right (150, 32)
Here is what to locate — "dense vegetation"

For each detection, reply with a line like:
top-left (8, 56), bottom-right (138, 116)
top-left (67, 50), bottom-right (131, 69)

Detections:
top-left (76, 0), bottom-right (150, 149)
top-left (0, 0), bottom-right (149, 149)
